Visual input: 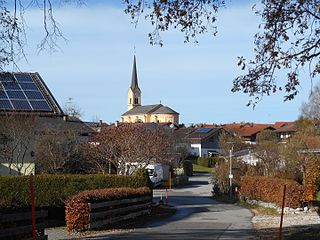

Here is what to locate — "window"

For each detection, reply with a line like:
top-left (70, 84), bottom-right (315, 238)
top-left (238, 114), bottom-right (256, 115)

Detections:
top-left (134, 98), bottom-right (138, 104)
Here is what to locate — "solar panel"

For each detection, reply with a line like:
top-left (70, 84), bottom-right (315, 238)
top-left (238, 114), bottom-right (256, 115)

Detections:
top-left (194, 128), bottom-right (212, 133)
top-left (0, 73), bottom-right (15, 82)
top-left (24, 91), bottom-right (45, 100)
top-left (0, 90), bottom-right (7, 99)
top-left (11, 100), bottom-right (32, 110)
top-left (2, 81), bottom-right (21, 90)
top-left (0, 73), bottom-right (56, 112)
top-left (7, 91), bottom-right (26, 99)
top-left (0, 100), bottom-right (13, 109)
top-left (20, 82), bottom-right (38, 90)
top-left (14, 73), bottom-right (34, 82)
top-left (30, 100), bottom-right (51, 111)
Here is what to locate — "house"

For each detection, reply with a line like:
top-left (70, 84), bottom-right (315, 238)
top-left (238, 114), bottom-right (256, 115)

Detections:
top-left (274, 122), bottom-right (296, 143)
top-left (221, 122), bottom-right (275, 144)
top-left (185, 127), bottom-right (226, 157)
top-left (0, 72), bottom-right (96, 175)
top-left (121, 56), bottom-right (179, 124)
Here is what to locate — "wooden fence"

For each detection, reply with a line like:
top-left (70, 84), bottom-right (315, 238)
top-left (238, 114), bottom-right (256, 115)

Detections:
top-left (88, 195), bottom-right (152, 229)
top-left (0, 209), bottom-right (48, 240)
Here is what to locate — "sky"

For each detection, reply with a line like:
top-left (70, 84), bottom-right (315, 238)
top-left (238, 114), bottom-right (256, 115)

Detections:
top-left (12, 0), bottom-right (313, 124)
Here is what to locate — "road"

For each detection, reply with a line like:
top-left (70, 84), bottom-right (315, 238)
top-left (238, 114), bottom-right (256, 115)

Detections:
top-left (83, 173), bottom-right (255, 240)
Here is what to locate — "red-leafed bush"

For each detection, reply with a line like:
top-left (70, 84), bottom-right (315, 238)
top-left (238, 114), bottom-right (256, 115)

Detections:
top-left (240, 176), bottom-right (316, 208)
top-left (65, 187), bottom-right (151, 232)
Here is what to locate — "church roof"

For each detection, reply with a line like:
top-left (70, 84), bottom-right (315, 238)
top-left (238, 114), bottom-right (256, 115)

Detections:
top-left (122, 104), bottom-right (162, 116)
top-left (130, 55), bottom-right (140, 91)
top-left (152, 105), bottom-right (179, 115)
top-left (122, 104), bottom-right (178, 116)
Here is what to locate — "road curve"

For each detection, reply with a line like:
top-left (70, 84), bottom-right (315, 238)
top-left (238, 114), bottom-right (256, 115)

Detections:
top-left (84, 173), bottom-right (255, 240)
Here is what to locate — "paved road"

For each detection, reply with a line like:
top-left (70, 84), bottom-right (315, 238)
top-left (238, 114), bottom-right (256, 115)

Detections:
top-left (83, 174), bottom-right (255, 240)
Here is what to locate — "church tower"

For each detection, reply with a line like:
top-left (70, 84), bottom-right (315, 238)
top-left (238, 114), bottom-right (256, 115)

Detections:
top-left (127, 55), bottom-right (141, 110)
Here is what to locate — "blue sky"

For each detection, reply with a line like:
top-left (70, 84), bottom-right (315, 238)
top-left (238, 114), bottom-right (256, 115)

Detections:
top-left (13, 1), bottom-right (311, 124)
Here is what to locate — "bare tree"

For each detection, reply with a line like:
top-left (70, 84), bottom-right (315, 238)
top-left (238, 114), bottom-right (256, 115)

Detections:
top-left (254, 129), bottom-right (281, 176)
top-left (84, 124), bottom-right (176, 175)
top-left (0, 0), bottom-right (83, 70)
top-left (301, 82), bottom-right (320, 121)
top-left (0, 114), bottom-right (36, 175)
top-left (35, 124), bottom-right (84, 174)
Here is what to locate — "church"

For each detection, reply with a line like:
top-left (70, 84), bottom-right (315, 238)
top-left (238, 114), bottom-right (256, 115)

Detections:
top-left (121, 56), bottom-right (179, 124)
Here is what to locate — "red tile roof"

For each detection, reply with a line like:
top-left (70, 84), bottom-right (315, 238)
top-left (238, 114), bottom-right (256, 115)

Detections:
top-left (275, 123), bottom-right (296, 133)
top-left (221, 123), bottom-right (274, 137)
top-left (273, 122), bottom-right (294, 129)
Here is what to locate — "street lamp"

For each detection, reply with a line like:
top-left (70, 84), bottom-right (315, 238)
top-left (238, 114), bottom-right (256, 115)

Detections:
top-left (229, 148), bottom-right (233, 199)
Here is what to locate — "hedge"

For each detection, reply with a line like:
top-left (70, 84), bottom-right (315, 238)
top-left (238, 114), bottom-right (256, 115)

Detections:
top-left (0, 174), bottom-right (149, 210)
top-left (65, 187), bottom-right (151, 232)
top-left (240, 176), bottom-right (316, 208)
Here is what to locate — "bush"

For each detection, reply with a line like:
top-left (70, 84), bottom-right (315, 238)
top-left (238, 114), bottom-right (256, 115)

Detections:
top-left (197, 157), bottom-right (217, 167)
top-left (0, 174), bottom-right (149, 210)
top-left (65, 187), bottom-right (151, 232)
top-left (183, 160), bottom-right (193, 176)
top-left (240, 176), bottom-right (316, 208)
top-left (211, 158), bottom-right (247, 195)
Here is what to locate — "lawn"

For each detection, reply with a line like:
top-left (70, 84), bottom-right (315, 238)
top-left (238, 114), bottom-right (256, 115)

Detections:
top-left (192, 164), bottom-right (213, 173)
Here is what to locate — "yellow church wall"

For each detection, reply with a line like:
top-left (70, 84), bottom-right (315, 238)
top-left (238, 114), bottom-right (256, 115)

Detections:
top-left (151, 114), bottom-right (179, 124)
top-left (121, 113), bottom-right (178, 124)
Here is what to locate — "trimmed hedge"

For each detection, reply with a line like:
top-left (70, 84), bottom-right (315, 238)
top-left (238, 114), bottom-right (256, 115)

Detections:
top-left (197, 157), bottom-right (217, 167)
top-left (240, 176), bottom-right (316, 208)
top-left (0, 174), bottom-right (149, 210)
top-left (65, 187), bottom-right (151, 232)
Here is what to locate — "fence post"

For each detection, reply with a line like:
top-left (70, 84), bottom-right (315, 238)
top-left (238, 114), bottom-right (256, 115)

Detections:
top-left (29, 174), bottom-right (36, 240)
top-left (278, 184), bottom-right (286, 240)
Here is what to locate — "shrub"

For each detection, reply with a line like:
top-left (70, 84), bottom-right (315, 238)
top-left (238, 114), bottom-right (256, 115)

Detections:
top-left (211, 158), bottom-right (247, 195)
top-left (240, 176), bottom-right (316, 208)
top-left (183, 160), bottom-right (193, 176)
top-left (0, 174), bottom-right (149, 210)
top-left (197, 157), bottom-right (217, 167)
top-left (65, 187), bottom-right (151, 232)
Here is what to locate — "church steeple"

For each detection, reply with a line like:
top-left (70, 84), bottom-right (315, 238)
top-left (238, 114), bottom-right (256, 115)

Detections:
top-left (131, 55), bottom-right (139, 90)
top-left (127, 55), bottom-right (141, 110)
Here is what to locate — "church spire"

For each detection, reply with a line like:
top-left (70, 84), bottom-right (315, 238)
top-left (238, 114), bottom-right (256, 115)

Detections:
top-left (131, 55), bottom-right (139, 90)
top-left (127, 55), bottom-right (141, 111)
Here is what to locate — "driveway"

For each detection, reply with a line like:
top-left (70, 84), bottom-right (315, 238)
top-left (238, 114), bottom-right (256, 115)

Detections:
top-left (82, 173), bottom-right (255, 240)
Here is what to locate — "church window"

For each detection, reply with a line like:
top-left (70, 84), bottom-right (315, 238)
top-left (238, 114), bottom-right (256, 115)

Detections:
top-left (129, 98), bottom-right (132, 104)
top-left (134, 98), bottom-right (138, 104)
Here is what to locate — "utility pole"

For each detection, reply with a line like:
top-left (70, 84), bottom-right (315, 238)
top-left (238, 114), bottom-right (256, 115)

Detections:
top-left (229, 148), bottom-right (233, 199)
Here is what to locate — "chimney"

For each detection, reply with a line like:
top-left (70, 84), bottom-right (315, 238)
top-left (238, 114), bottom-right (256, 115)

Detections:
top-left (115, 121), bottom-right (119, 127)
top-left (63, 115), bottom-right (68, 122)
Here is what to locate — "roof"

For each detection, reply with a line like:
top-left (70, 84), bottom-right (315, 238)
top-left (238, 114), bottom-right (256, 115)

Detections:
top-left (186, 127), bottom-right (222, 142)
top-left (122, 104), bottom-right (178, 116)
top-left (273, 121), bottom-right (294, 129)
top-left (0, 72), bottom-right (63, 116)
top-left (275, 123), bottom-right (296, 133)
top-left (130, 55), bottom-right (140, 91)
top-left (122, 104), bottom-right (162, 116)
top-left (152, 105), bottom-right (179, 115)
top-left (221, 123), bottom-right (275, 137)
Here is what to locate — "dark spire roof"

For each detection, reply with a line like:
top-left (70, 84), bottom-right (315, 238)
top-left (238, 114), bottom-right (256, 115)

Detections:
top-left (131, 55), bottom-right (139, 90)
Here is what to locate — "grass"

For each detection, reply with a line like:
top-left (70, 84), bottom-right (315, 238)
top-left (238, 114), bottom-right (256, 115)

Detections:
top-left (192, 164), bottom-right (213, 173)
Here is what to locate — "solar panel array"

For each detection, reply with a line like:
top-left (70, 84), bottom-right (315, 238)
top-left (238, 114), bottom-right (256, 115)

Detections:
top-left (194, 128), bottom-right (212, 133)
top-left (0, 73), bottom-right (53, 112)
